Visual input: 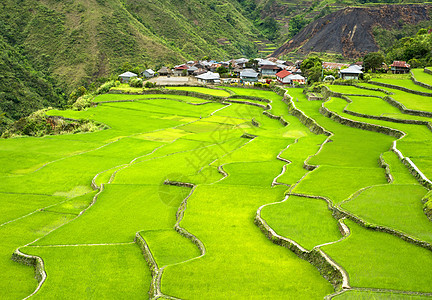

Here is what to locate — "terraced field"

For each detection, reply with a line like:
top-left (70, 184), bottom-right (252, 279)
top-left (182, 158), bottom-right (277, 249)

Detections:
top-left (1, 77), bottom-right (432, 299)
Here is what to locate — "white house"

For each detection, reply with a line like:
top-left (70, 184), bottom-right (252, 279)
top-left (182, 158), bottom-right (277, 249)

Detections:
top-left (196, 71), bottom-right (220, 84)
top-left (143, 69), bottom-right (155, 78)
top-left (287, 74), bottom-right (306, 84)
top-left (118, 71), bottom-right (138, 83)
top-left (340, 65), bottom-right (363, 80)
top-left (276, 70), bottom-right (292, 84)
top-left (240, 69), bottom-right (259, 82)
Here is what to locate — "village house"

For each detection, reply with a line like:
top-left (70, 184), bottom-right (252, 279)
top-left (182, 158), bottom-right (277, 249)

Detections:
top-left (196, 71), bottom-right (220, 84)
top-left (193, 68), bottom-right (207, 76)
top-left (276, 70), bottom-right (292, 84)
top-left (276, 70), bottom-right (306, 85)
top-left (235, 58), bottom-right (249, 68)
top-left (261, 65), bottom-right (280, 77)
top-left (288, 74), bottom-right (306, 85)
top-left (240, 69), bottom-right (259, 82)
top-left (143, 69), bottom-right (155, 78)
top-left (174, 65), bottom-right (189, 76)
top-left (187, 66), bottom-right (198, 75)
top-left (322, 62), bottom-right (349, 70)
top-left (118, 71), bottom-right (137, 83)
top-left (390, 61), bottom-right (410, 74)
top-left (339, 65), bottom-right (363, 80)
top-left (157, 66), bottom-right (172, 76)
top-left (232, 66), bottom-right (243, 76)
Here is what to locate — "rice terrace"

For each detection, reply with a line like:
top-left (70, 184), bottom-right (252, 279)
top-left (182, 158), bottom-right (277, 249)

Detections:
top-left (2, 70), bottom-right (432, 299)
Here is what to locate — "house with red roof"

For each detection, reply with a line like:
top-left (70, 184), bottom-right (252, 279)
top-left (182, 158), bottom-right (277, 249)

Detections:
top-left (276, 70), bottom-right (293, 84)
top-left (390, 61), bottom-right (410, 74)
top-left (174, 65), bottom-right (189, 76)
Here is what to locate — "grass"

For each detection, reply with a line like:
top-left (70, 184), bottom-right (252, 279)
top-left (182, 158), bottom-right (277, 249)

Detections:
top-left (323, 219), bottom-right (432, 292)
top-left (373, 77), bottom-right (432, 94)
top-left (2, 85), bottom-right (432, 298)
top-left (140, 230), bottom-right (200, 267)
top-left (323, 95), bottom-right (432, 181)
top-left (165, 86), bottom-right (231, 97)
top-left (93, 93), bottom-right (213, 104)
top-left (261, 195), bottom-right (341, 250)
top-left (382, 151), bottom-right (419, 185)
top-left (25, 244), bottom-right (151, 299)
top-left (161, 185), bottom-right (334, 299)
top-left (341, 184), bottom-right (432, 243)
top-left (359, 82), bottom-right (432, 112)
top-left (287, 90), bottom-right (392, 203)
top-left (327, 85), bottom-right (387, 97)
top-left (109, 83), bottom-right (144, 93)
top-left (411, 68), bottom-right (432, 86)
top-left (344, 95), bottom-right (432, 123)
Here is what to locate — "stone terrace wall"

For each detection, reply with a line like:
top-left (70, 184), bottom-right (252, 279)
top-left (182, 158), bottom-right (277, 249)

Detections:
top-left (281, 92), bottom-right (331, 136)
top-left (319, 104), bottom-right (405, 139)
top-left (411, 71), bottom-right (432, 90)
top-left (369, 81), bottom-right (432, 97)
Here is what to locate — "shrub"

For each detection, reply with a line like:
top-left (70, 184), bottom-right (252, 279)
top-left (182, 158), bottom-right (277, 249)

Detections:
top-left (72, 94), bottom-right (93, 110)
top-left (96, 80), bottom-right (117, 94)
top-left (144, 81), bottom-right (156, 88)
top-left (129, 78), bottom-right (143, 88)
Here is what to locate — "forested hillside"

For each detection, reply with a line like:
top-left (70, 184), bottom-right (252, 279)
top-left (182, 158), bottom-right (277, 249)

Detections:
top-left (0, 33), bottom-right (66, 133)
top-left (0, 0), bottom-right (263, 129)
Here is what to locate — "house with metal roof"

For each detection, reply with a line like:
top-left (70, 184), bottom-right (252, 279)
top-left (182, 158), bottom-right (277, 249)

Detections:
top-left (118, 71), bottom-right (138, 83)
top-left (261, 65), bottom-right (280, 76)
top-left (187, 66), bottom-right (198, 75)
top-left (195, 71), bottom-right (220, 84)
top-left (390, 61), bottom-right (410, 74)
top-left (287, 74), bottom-right (306, 84)
top-left (235, 58), bottom-right (249, 68)
top-left (339, 65), bottom-right (363, 80)
top-left (240, 69), bottom-right (259, 82)
top-left (143, 69), bottom-right (155, 78)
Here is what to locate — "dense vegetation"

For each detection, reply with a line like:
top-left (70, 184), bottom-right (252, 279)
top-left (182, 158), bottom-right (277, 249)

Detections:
top-left (0, 34), bottom-right (66, 134)
top-left (382, 27), bottom-right (432, 67)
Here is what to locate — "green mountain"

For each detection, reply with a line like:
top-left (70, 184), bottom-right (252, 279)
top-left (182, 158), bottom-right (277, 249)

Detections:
top-left (0, 0), bottom-right (264, 130)
top-left (0, 0), bottom-right (260, 88)
top-left (0, 33), bottom-right (65, 132)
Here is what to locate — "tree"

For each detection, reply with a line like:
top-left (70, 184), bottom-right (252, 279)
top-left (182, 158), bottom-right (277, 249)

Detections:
top-left (363, 52), bottom-right (384, 72)
top-left (245, 59), bottom-right (258, 70)
top-left (216, 66), bottom-right (228, 75)
top-left (300, 56), bottom-right (322, 84)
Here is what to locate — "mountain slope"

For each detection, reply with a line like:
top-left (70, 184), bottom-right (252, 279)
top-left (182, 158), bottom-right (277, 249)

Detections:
top-left (0, 0), bottom-right (259, 89)
top-left (0, 34), bottom-right (65, 132)
top-left (272, 4), bottom-right (432, 58)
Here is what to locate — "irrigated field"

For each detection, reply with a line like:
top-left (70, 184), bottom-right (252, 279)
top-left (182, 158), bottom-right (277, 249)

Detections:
top-left (1, 77), bottom-right (432, 299)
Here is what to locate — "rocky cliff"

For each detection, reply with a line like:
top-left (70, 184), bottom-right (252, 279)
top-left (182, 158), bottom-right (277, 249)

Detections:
top-left (273, 4), bottom-right (432, 58)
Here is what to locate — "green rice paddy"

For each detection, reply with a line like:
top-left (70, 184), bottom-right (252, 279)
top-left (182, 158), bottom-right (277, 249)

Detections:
top-left (1, 81), bottom-right (432, 299)
top-left (411, 68), bottom-right (432, 86)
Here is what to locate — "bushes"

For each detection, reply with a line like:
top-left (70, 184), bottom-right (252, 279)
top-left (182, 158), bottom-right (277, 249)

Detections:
top-left (1, 109), bottom-right (105, 138)
top-left (96, 80), bottom-right (119, 94)
top-left (144, 81), bottom-right (156, 88)
top-left (72, 95), bottom-right (93, 111)
top-left (129, 78), bottom-right (143, 88)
